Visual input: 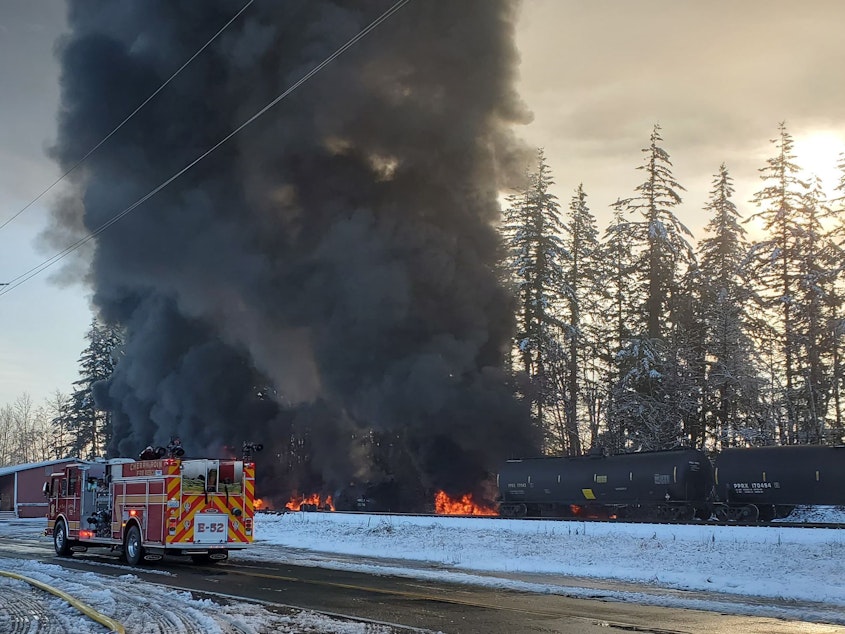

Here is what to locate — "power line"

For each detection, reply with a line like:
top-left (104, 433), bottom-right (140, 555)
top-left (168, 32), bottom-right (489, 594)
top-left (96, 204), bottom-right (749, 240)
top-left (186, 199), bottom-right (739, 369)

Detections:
top-left (0, 0), bottom-right (411, 298)
top-left (0, 0), bottom-right (254, 233)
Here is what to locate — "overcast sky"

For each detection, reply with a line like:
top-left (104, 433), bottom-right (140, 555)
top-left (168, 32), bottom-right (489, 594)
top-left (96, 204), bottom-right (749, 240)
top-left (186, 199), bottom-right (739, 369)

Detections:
top-left (2, 0), bottom-right (845, 406)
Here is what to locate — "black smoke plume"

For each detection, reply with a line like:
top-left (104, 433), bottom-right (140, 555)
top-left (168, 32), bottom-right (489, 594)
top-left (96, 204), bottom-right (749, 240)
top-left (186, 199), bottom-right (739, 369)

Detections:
top-left (48, 0), bottom-right (539, 510)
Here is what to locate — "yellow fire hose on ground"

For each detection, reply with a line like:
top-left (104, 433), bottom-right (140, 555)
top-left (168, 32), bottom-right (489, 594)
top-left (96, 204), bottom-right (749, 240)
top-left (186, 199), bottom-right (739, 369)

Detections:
top-left (0, 569), bottom-right (126, 633)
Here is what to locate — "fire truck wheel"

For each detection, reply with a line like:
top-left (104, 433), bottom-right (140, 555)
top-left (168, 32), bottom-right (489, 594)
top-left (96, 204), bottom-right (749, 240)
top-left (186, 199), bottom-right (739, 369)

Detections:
top-left (124, 524), bottom-right (144, 566)
top-left (53, 519), bottom-right (73, 557)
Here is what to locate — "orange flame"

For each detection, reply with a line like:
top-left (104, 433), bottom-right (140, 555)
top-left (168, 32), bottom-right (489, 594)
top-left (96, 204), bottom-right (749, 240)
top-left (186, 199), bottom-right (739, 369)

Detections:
top-left (285, 493), bottom-right (335, 512)
top-left (254, 498), bottom-right (266, 510)
top-left (570, 504), bottom-right (614, 520)
top-left (434, 490), bottom-right (497, 516)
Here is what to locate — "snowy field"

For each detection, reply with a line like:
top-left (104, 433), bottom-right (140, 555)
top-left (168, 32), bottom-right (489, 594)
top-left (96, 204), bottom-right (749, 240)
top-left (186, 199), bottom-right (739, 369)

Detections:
top-left (242, 508), bottom-right (845, 626)
top-left (1, 509), bottom-right (845, 630)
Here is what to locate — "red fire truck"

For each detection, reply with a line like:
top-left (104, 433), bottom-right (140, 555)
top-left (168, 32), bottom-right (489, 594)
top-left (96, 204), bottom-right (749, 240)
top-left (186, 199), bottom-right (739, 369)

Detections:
top-left (44, 454), bottom-right (256, 565)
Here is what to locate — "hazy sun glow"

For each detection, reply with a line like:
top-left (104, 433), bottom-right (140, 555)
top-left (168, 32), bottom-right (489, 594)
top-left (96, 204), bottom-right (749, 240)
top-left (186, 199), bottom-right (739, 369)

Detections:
top-left (792, 131), bottom-right (845, 196)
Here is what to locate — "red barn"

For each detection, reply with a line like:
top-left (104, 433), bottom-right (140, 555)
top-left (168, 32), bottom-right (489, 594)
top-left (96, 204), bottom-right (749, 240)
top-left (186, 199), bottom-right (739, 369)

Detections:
top-left (0, 459), bottom-right (80, 519)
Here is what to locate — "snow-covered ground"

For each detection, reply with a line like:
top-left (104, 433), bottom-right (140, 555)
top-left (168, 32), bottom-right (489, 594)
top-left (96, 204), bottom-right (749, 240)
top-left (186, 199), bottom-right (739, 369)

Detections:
top-left (1, 509), bottom-right (845, 631)
top-left (0, 556), bottom-right (395, 634)
top-left (242, 508), bottom-right (845, 626)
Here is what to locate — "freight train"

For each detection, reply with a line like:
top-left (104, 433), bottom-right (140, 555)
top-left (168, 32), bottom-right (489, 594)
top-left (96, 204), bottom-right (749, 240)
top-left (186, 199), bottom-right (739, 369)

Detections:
top-left (497, 445), bottom-right (845, 522)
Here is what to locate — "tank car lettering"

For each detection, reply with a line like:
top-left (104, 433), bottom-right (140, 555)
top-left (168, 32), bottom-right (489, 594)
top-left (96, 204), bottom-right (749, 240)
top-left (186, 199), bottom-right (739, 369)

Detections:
top-left (732, 482), bottom-right (761, 495)
top-left (750, 482), bottom-right (773, 489)
top-left (654, 474), bottom-right (671, 485)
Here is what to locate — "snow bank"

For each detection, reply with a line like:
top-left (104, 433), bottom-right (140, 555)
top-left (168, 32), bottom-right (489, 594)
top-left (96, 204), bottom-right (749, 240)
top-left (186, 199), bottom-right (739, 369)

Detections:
top-left (251, 511), bottom-right (845, 610)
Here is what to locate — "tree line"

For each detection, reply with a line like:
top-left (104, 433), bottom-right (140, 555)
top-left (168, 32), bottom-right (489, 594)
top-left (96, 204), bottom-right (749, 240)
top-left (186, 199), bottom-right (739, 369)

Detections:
top-left (0, 319), bottom-right (120, 466)
top-left (3, 121), bottom-right (842, 469)
top-left (503, 122), bottom-right (845, 455)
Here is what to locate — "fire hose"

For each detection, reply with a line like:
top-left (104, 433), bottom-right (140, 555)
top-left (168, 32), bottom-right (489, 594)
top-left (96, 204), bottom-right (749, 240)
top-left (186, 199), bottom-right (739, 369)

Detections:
top-left (0, 569), bottom-right (126, 633)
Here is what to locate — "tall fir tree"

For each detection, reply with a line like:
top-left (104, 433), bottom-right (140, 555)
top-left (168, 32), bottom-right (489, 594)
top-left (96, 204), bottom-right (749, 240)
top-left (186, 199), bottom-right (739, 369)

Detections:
top-left (61, 318), bottom-right (123, 458)
top-left (746, 122), bottom-right (809, 444)
top-left (697, 164), bottom-right (760, 447)
top-left (620, 124), bottom-right (694, 340)
top-left (608, 125), bottom-right (695, 450)
top-left (502, 149), bottom-right (570, 448)
top-left (792, 176), bottom-right (837, 442)
top-left (558, 184), bottom-right (602, 455)
top-left (597, 208), bottom-right (641, 451)
top-left (827, 152), bottom-right (845, 440)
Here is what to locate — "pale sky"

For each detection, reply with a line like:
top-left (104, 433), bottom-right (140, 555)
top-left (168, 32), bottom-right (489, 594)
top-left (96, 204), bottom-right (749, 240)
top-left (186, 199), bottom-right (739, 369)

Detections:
top-left (2, 0), bottom-right (845, 405)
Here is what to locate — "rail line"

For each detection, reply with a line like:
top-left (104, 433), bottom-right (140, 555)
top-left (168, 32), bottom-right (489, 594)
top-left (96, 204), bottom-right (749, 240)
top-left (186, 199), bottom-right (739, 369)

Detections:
top-left (259, 508), bottom-right (845, 529)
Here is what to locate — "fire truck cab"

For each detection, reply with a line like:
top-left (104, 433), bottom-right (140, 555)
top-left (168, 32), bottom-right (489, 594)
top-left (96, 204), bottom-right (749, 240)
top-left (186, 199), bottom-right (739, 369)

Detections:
top-left (45, 456), bottom-right (256, 565)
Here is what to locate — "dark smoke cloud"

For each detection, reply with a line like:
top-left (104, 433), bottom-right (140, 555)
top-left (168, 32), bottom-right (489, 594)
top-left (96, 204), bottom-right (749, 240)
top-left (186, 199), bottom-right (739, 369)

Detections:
top-left (48, 0), bottom-right (539, 509)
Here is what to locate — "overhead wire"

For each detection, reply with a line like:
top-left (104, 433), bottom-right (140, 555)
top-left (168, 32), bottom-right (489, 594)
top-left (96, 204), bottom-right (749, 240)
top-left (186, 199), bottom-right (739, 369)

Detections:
top-left (0, 0), bottom-right (411, 298)
top-left (0, 0), bottom-right (255, 232)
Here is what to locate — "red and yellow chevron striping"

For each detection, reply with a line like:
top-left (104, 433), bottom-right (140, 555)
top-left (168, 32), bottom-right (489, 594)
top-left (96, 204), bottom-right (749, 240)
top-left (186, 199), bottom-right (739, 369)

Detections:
top-left (167, 493), bottom-right (251, 545)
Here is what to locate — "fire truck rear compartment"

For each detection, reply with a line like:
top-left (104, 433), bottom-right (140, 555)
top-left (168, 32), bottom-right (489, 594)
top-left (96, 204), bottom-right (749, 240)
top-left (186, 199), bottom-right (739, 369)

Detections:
top-left (45, 456), bottom-right (255, 566)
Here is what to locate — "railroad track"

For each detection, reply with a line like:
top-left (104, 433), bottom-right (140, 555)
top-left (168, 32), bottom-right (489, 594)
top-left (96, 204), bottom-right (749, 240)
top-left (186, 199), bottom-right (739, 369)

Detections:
top-left (259, 508), bottom-right (845, 529)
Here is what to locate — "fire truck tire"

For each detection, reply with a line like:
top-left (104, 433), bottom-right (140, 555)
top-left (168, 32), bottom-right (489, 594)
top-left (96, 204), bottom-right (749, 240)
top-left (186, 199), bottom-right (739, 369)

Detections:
top-left (53, 519), bottom-right (73, 557)
top-left (124, 524), bottom-right (144, 566)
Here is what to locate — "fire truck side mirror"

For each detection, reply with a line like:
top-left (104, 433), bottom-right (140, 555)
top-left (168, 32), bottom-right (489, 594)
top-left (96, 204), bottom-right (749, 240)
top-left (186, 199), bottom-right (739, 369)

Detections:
top-left (42, 481), bottom-right (51, 498)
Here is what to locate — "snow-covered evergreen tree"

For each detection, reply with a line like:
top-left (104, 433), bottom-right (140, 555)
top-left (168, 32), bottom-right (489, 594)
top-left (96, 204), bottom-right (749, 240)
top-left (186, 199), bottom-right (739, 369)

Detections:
top-left (746, 122), bottom-right (810, 444)
top-left (501, 149), bottom-right (571, 447)
top-left (61, 318), bottom-right (123, 458)
top-left (696, 164), bottom-right (761, 448)
top-left (606, 126), bottom-right (696, 450)
top-left (826, 152), bottom-right (845, 440)
top-left (619, 124), bottom-right (694, 340)
top-left (556, 184), bottom-right (602, 454)
top-left (792, 176), bottom-right (837, 442)
top-left (596, 208), bottom-right (640, 451)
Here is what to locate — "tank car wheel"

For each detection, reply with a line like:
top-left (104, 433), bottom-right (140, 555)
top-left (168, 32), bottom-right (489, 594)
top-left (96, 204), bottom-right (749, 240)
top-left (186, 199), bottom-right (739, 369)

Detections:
top-left (774, 505), bottom-right (795, 519)
top-left (53, 519), bottom-right (73, 557)
top-left (714, 505), bottom-right (729, 522)
top-left (740, 504), bottom-right (759, 522)
top-left (673, 505), bottom-right (695, 521)
top-left (694, 507), bottom-right (712, 521)
top-left (757, 505), bottom-right (775, 522)
top-left (498, 503), bottom-right (527, 518)
top-left (124, 524), bottom-right (145, 566)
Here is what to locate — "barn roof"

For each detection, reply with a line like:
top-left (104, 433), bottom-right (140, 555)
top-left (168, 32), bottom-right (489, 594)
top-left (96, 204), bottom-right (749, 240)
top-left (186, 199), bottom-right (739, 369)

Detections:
top-left (0, 458), bottom-right (80, 478)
